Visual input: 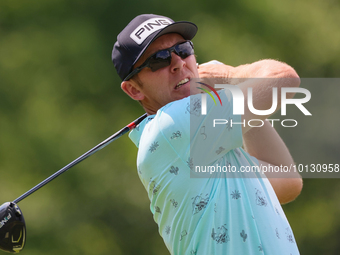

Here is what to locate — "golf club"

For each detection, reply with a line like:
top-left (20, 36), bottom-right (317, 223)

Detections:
top-left (0, 113), bottom-right (147, 253)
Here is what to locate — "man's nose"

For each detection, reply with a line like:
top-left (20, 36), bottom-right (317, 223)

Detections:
top-left (170, 52), bottom-right (185, 73)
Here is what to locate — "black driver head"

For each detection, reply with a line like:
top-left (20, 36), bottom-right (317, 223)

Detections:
top-left (0, 202), bottom-right (26, 253)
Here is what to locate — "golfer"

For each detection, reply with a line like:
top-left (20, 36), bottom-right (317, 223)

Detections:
top-left (112, 14), bottom-right (302, 255)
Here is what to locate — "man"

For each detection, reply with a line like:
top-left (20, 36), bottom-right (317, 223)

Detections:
top-left (112, 14), bottom-right (302, 254)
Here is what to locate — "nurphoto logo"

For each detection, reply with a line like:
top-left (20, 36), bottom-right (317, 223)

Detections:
top-left (199, 82), bottom-right (312, 128)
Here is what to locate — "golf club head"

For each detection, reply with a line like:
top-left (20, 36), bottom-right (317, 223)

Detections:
top-left (0, 202), bottom-right (26, 253)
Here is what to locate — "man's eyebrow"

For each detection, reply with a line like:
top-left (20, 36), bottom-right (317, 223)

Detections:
top-left (147, 40), bottom-right (187, 57)
top-left (135, 40), bottom-right (187, 68)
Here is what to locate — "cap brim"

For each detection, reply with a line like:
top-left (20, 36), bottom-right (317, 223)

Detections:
top-left (132, 21), bottom-right (198, 68)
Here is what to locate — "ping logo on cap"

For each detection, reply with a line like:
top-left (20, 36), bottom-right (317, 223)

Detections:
top-left (130, 18), bottom-right (173, 45)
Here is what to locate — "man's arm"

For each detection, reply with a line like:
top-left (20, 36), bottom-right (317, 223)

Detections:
top-left (198, 60), bottom-right (303, 204)
top-left (199, 59), bottom-right (300, 134)
top-left (243, 120), bottom-right (303, 204)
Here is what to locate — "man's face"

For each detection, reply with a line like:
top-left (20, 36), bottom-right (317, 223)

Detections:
top-left (122, 33), bottom-right (200, 115)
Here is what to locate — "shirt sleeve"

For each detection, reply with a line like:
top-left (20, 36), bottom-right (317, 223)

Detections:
top-left (156, 88), bottom-right (243, 168)
top-left (189, 89), bottom-right (243, 166)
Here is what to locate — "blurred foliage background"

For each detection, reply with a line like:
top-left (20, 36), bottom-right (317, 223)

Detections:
top-left (0, 0), bottom-right (340, 254)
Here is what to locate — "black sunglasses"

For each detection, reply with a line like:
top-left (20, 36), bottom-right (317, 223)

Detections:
top-left (124, 41), bottom-right (194, 81)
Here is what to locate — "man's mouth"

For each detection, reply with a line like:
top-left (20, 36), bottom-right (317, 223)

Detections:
top-left (175, 78), bottom-right (190, 90)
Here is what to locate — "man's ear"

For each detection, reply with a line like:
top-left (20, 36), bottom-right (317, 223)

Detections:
top-left (121, 80), bottom-right (145, 101)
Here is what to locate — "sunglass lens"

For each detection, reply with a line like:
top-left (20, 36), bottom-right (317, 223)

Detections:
top-left (176, 42), bottom-right (194, 59)
top-left (149, 50), bottom-right (171, 71)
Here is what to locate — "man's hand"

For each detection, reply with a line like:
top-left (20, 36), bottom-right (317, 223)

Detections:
top-left (198, 63), bottom-right (233, 80)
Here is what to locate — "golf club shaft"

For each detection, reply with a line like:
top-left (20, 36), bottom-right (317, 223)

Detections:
top-left (13, 113), bottom-right (147, 204)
